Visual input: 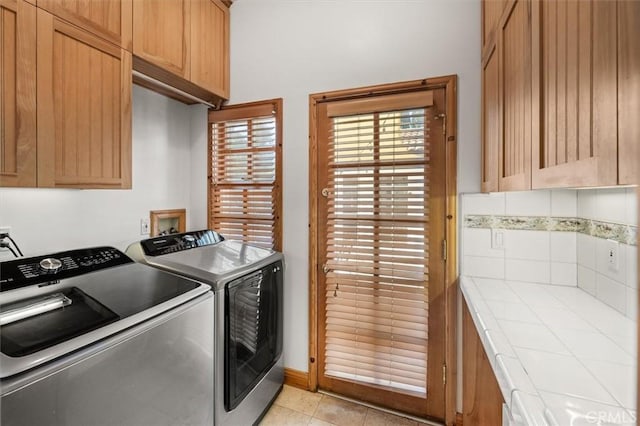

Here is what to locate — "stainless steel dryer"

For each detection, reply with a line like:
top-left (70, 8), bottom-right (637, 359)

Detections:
top-left (126, 229), bottom-right (284, 426)
top-left (0, 246), bottom-right (214, 426)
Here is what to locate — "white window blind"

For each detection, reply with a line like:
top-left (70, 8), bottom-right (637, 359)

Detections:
top-left (323, 106), bottom-right (431, 396)
top-left (208, 100), bottom-right (282, 250)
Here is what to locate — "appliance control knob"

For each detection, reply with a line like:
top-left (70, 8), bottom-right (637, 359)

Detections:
top-left (39, 258), bottom-right (63, 274)
top-left (182, 235), bottom-right (196, 246)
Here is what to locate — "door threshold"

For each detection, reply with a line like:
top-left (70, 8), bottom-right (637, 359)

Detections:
top-left (317, 389), bottom-right (443, 426)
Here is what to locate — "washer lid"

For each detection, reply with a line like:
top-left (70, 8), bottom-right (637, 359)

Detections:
top-left (140, 240), bottom-right (282, 288)
top-left (0, 261), bottom-right (209, 379)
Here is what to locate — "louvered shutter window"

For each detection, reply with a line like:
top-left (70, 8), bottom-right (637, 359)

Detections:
top-left (323, 92), bottom-right (433, 395)
top-left (208, 100), bottom-right (282, 250)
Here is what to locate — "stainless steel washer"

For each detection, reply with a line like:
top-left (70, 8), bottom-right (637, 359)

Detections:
top-left (0, 246), bottom-right (214, 426)
top-left (126, 230), bottom-right (284, 426)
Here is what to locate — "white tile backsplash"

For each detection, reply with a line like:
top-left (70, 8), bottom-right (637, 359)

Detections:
top-left (462, 188), bottom-right (637, 317)
top-left (577, 265), bottom-right (597, 296)
top-left (596, 274), bottom-right (627, 314)
top-left (577, 233), bottom-right (597, 267)
top-left (462, 192), bottom-right (506, 215)
top-left (626, 287), bottom-right (638, 321)
top-left (578, 190), bottom-right (598, 219)
top-left (462, 228), bottom-right (503, 258)
top-left (463, 256), bottom-right (505, 279)
top-left (595, 189), bottom-right (628, 224)
top-left (595, 238), bottom-right (628, 284)
top-left (505, 230), bottom-right (550, 261)
top-left (506, 259), bottom-right (551, 283)
top-left (550, 232), bottom-right (577, 263)
top-left (550, 262), bottom-right (577, 286)
top-left (626, 188), bottom-right (638, 226)
top-left (550, 190), bottom-right (577, 217)
top-left (505, 190), bottom-right (551, 216)
top-left (626, 245), bottom-right (638, 289)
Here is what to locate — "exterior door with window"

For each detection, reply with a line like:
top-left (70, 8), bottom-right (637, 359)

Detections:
top-left (313, 87), bottom-right (448, 421)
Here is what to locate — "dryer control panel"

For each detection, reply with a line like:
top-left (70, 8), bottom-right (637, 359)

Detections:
top-left (0, 247), bottom-right (133, 292)
top-left (140, 229), bottom-right (224, 256)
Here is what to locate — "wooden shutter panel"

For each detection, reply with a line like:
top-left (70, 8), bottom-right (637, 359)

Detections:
top-left (208, 99), bottom-right (282, 250)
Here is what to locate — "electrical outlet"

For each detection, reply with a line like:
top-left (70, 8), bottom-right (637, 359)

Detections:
top-left (0, 226), bottom-right (11, 237)
top-left (606, 239), bottom-right (619, 271)
top-left (140, 218), bottom-right (150, 235)
top-left (491, 229), bottom-right (505, 249)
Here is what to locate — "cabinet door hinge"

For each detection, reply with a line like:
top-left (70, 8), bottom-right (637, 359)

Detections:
top-left (442, 239), bottom-right (447, 261)
top-left (442, 363), bottom-right (447, 385)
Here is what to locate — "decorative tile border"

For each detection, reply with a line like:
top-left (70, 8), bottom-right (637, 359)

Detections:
top-left (465, 215), bottom-right (638, 246)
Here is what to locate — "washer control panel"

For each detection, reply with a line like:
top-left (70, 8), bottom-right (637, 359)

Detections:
top-left (140, 229), bottom-right (224, 256)
top-left (1, 247), bottom-right (132, 292)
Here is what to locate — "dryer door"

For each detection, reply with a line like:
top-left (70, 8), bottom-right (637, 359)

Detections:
top-left (224, 260), bottom-right (283, 411)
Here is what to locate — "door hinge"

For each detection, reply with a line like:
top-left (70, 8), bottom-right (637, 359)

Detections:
top-left (442, 363), bottom-right (447, 385)
top-left (442, 239), bottom-right (447, 261)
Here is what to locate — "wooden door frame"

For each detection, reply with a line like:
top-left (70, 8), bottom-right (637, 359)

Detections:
top-left (308, 75), bottom-right (458, 425)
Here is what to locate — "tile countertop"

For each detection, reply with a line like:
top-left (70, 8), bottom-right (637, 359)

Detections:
top-left (460, 276), bottom-right (638, 426)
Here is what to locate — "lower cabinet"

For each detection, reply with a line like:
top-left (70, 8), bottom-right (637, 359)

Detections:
top-left (36, 9), bottom-right (132, 188)
top-left (462, 299), bottom-right (504, 425)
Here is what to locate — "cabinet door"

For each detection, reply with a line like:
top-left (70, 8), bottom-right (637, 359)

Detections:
top-left (498, 0), bottom-right (531, 191)
top-left (37, 10), bottom-right (132, 189)
top-left (482, 0), bottom-right (506, 51)
top-left (462, 300), bottom-right (504, 425)
top-left (37, 0), bottom-right (132, 50)
top-left (531, 0), bottom-right (617, 188)
top-left (191, 0), bottom-right (229, 99)
top-left (481, 42), bottom-right (499, 192)
top-left (133, 0), bottom-right (190, 79)
top-left (0, 0), bottom-right (36, 187)
top-left (618, 0), bottom-right (640, 185)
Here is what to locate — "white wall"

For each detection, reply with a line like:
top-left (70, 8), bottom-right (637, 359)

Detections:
top-left (215, 0), bottom-right (482, 372)
top-left (0, 86), bottom-right (204, 259)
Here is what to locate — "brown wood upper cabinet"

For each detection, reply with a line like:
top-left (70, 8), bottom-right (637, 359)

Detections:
top-left (481, 0), bottom-right (532, 192)
top-left (498, 0), bottom-right (532, 191)
top-left (482, 0), bottom-right (640, 191)
top-left (36, 0), bottom-right (132, 50)
top-left (617, 0), bottom-right (640, 185)
top-left (36, 9), bottom-right (132, 188)
top-left (531, 0), bottom-right (617, 188)
top-left (0, 0), bottom-right (37, 188)
top-left (133, 0), bottom-right (190, 78)
top-left (481, 41), bottom-right (499, 192)
top-left (481, 0), bottom-right (506, 53)
top-left (191, 0), bottom-right (229, 99)
top-left (132, 0), bottom-right (230, 102)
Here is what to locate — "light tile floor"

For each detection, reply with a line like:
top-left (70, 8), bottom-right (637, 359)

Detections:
top-left (260, 385), bottom-right (426, 426)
